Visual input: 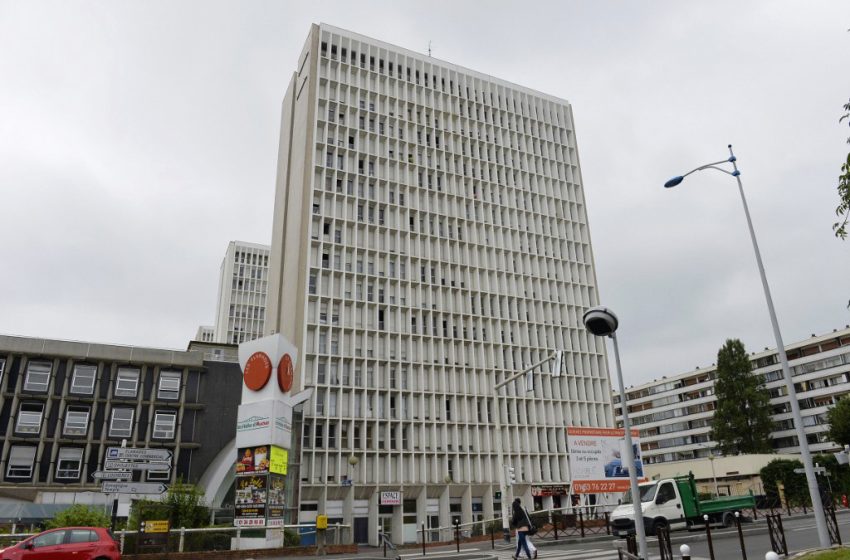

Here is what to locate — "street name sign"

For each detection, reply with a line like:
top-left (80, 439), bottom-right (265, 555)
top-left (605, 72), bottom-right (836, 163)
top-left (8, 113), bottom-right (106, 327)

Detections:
top-left (101, 482), bottom-right (168, 495)
top-left (105, 460), bottom-right (170, 472)
top-left (92, 470), bottom-right (131, 480)
top-left (106, 447), bottom-right (173, 462)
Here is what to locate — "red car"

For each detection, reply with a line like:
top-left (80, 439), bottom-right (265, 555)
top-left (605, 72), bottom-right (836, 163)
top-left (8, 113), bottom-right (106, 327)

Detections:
top-left (0, 527), bottom-right (120, 560)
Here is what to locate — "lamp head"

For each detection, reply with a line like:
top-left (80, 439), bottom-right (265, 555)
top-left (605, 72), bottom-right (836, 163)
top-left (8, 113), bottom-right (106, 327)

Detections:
top-left (664, 176), bottom-right (684, 188)
top-left (583, 306), bottom-right (619, 337)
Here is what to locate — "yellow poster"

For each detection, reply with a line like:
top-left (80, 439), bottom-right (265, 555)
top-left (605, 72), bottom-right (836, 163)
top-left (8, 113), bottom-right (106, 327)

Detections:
top-left (270, 446), bottom-right (288, 475)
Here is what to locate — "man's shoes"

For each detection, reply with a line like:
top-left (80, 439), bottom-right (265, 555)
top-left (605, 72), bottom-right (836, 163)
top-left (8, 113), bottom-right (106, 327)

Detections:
top-left (533, 551), bottom-right (538, 559)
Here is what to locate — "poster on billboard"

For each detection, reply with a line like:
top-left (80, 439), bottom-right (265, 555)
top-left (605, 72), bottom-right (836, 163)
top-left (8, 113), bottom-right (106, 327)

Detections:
top-left (236, 445), bottom-right (271, 476)
top-left (234, 475), bottom-right (267, 526)
top-left (267, 473), bottom-right (286, 527)
top-left (566, 427), bottom-right (646, 493)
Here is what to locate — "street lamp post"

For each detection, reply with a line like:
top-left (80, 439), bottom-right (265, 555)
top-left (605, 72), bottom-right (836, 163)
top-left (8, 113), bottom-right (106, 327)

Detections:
top-left (708, 455), bottom-right (718, 497)
top-left (492, 351), bottom-right (563, 540)
top-left (583, 306), bottom-right (648, 560)
top-left (665, 145), bottom-right (830, 548)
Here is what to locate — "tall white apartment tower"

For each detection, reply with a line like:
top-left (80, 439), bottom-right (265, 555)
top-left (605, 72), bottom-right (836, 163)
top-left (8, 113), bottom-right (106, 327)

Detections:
top-left (267, 24), bottom-right (613, 545)
top-left (213, 240), bottom-right (270, 344)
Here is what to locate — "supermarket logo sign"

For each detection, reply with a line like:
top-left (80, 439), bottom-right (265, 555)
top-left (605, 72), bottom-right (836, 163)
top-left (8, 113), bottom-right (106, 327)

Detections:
top-left (237, 415), bottom-right (270, 433)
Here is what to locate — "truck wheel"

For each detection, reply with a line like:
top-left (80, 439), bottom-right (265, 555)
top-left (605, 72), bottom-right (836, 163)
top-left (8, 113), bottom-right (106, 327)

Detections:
top-left (722, 512), bottom-right (734, 528)
top-left (647, 519), bottom-right (666, 536)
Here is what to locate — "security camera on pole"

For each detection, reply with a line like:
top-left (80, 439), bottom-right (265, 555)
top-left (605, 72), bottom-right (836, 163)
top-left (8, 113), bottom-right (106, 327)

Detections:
top-left (582, 306), bottom-right (647, 560)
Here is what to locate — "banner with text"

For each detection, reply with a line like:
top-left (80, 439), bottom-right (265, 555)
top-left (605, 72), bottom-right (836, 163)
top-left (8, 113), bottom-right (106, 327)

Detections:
top-left (566, 427), bottom-right (646, 493)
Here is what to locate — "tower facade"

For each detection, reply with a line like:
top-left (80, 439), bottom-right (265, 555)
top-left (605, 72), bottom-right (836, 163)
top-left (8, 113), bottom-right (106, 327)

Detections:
top-left (267, 24), bottom-right (613, 544)
top-left (214, 240), bottom-right (270, 344)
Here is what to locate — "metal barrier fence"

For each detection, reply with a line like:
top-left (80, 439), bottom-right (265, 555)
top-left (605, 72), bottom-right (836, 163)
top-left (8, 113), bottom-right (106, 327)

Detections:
top-left (0, 523), bottom-right (349, 555)
top-left (415, 504), bottom-right (615, 549)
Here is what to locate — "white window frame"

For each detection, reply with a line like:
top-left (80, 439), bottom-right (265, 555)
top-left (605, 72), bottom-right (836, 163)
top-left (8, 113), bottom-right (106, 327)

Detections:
top-left (15, 402), bottom-right (44, 434)
top-left (23, 361), bottom-right (51, 392)
top-left (152, 411), bottom-right (176, 439)
top-left (64, 406), bottom-right (90, 436)
top-left (0, 358), bottom-right (5, 389)
top-left (114, 368), bottom-right (140, 398)
top-left (69, 364), bottom-right (97, 395)
top-left (157, 371), bottom-right (181, 401)
top-left (6, 446), bottom-right (36, 479)
top-left (109, 408), bottom-right (134, 438)
top-left (55, 448), bottom-right (84, 480)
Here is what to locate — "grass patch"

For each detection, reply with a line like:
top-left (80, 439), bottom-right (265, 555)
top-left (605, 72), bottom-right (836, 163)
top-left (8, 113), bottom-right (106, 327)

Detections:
top-left (797, 550), bottom-right (850, 559)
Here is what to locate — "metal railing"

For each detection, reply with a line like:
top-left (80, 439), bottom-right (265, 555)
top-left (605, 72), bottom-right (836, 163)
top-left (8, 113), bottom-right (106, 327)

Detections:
top-left (0, 523), bottom-right (349, 554)
top-left (413, 503), bottom-right (615, 550)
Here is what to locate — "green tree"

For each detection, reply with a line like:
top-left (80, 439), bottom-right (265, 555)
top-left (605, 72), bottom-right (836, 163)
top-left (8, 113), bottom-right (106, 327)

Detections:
top-left (827, 397), bottom-right (850, 447)
top-left (834, 98), bottom-right (850, 239)
top-left (128, 479), bottom-right (209, 529)
top-left (710, 339), bottom-right (775, 455)
top-left (760, 459), bottom-right (809, 506)
top-left (46, 504), bottom-right (111, 529)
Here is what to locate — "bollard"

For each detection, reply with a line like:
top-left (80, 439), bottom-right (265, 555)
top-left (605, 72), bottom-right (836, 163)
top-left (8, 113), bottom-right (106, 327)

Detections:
top-left (765, 553), bottom-right (780, 560)
top-left (680, 544), bottom-right (691, 560)
top-left (552, 512), bottom-right (558, 540)
top-left (734, 512), bottom-right (747, 560)
top-left (236, 527), bottom-right (241, 550)
top-left (703, 514), bottom-right (715, 560)
top-left (490, 522), bottom-right (495, 550)
top-left (454, 520), bottom-right (460, 553)
top-left (178, 527), bottom-right (185, 552)
top-left (119, 530), bottom-right (126, 553)
top-left (422, 522), bottom-right (427, 556)
top-left (579, 510), bottom-right (585, 538)
top-left (605, 512), bottom-right (611, 535)
top-left (382, 532), bottom-right (387, 557)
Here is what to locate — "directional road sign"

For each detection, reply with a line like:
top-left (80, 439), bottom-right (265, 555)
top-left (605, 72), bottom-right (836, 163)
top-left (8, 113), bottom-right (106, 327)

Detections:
top-left (92, 470), bottom-right (131, 480)
top-left (794, 467), bottom-right (827, 475)
top-left (101, 481), bottom-right (168, 495)
top-left (104, 460), bottom-right (170, 472)
top-left (106, 447), bottom-right (173, 463)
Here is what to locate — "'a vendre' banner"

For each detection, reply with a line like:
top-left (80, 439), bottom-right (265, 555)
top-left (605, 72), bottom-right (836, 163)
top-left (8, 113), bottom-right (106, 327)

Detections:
top-left (566, 427), bottom-right (646, 493)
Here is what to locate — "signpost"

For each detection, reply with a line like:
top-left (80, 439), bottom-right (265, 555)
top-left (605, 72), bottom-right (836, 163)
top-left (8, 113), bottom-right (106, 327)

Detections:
top-left (105, 460), bottom-right (170, 472)
top-left (102, 445), bottom-right (174, 531)
top-left (102, 482), bottom-right (168, 495)
top-left (92, 470), bottom-right (131, 480)
top-left (107, 447), bottom-right (173, 462)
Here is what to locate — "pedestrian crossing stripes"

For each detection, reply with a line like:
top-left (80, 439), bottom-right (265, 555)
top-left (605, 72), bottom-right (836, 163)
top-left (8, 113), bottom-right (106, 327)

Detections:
top-left (483, 546), bottom-right (622, 559)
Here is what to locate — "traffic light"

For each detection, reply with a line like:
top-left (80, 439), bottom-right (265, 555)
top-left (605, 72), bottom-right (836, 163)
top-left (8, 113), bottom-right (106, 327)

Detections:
top-left (507, 465), bottom-right (516, 485)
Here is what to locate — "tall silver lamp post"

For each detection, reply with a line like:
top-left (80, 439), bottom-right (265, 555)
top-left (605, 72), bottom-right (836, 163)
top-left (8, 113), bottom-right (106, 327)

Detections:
top-left (664, 145), bottom-right (830, 548)
top-left (583, 306), bottom-right (648, 560)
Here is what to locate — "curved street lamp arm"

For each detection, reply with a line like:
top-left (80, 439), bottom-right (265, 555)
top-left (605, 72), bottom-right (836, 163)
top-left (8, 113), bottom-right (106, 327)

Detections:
top-left (682, 160), bottom-right (736, 178)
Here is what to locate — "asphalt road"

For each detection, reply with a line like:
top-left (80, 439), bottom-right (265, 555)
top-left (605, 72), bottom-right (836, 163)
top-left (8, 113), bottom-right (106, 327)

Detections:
top-left (262, 510), bottom-right (850, 560)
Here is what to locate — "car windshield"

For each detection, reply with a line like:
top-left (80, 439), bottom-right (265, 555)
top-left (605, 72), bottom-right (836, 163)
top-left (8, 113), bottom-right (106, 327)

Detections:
top-left (621, 483), bottom-right (658, 505)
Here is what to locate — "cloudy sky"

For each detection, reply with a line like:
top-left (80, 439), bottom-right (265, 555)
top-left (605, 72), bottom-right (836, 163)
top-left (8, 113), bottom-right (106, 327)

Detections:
top-left (1, 1), bottom-right (848, 386)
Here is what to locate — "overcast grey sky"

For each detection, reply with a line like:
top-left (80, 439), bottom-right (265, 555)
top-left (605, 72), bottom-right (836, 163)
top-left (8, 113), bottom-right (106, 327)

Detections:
top-left (1, 0), bottom-right (848, 386)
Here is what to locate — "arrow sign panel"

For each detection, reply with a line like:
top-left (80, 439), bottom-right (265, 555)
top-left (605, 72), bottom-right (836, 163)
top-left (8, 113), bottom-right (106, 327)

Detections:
top-left (794, 467), bottom-right (826, 474)
top-left (106, 447), bottom-right (173, 463)
top-left (102, 481), bottom-right (168, 495)
top-left (105, 460), bottom-right (170, 472)
top-left (92, 470), bottom-right (131, 480)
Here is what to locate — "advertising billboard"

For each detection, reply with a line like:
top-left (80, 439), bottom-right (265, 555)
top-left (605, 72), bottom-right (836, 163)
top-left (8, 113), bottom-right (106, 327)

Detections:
top-left (266, 473), bottom-right (286, 527)
top-left (236, 445), bottom-right (288, 476)
top-left (234, 475), bottom-right (267, 526)
top-left (566, 427), bottom-right (646, 493)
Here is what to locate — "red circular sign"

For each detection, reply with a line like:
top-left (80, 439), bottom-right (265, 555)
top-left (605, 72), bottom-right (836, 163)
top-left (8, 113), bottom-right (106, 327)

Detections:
top-left (278, 353), bottom-right (294, 393)
top-left (244, 352), bottom-right (272, 391)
